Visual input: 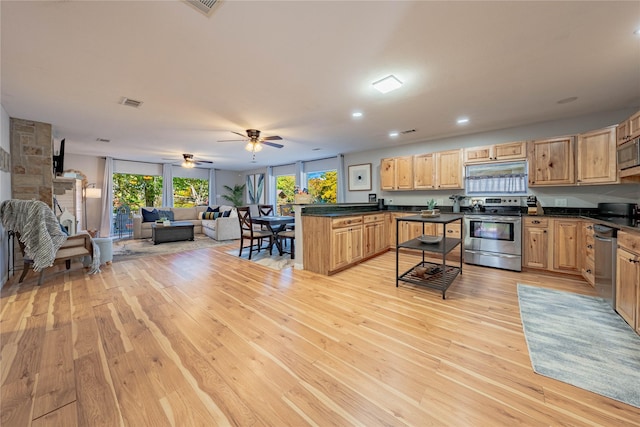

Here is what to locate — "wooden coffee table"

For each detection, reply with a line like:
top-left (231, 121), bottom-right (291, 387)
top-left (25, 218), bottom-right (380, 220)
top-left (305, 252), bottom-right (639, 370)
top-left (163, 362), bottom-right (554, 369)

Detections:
top-left (151, 221), bottom-right (195, 245)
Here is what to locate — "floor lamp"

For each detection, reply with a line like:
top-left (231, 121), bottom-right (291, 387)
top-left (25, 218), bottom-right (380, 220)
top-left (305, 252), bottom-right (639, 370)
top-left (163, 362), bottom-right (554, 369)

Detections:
top-left (84, 184), bottom-right (102, 233)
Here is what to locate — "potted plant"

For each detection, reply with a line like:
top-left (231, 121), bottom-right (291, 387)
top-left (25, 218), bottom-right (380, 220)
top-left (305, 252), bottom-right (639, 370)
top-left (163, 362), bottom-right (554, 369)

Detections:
top-left (221, 184), bottom-right (246, 207)
top-left (421, 198), bottom-right (440, 217)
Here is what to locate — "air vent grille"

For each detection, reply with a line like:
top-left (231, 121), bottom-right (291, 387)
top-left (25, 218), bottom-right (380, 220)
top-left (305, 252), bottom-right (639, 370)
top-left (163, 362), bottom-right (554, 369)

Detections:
top-left (185, 0), bottom-right (218, 16)
top-left (96, 138), bottom-right (111, 143)
top-left (120, 97), bottom-right (143, 108)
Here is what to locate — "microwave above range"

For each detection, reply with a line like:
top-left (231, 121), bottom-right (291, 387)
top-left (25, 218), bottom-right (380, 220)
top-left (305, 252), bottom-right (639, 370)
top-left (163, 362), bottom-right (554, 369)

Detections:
top-left (617, 137), bottom-right (640, 170)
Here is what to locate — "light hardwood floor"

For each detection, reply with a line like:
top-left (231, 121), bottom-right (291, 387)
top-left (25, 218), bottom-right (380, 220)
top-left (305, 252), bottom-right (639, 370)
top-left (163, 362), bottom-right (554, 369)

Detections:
top-left (2, 245), bottom-right (639, 426)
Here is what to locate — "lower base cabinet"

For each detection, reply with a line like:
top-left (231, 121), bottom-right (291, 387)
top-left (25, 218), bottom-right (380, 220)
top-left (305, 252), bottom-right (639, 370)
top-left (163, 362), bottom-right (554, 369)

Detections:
top-left (303, 214), bottom-right (387, 275)
top-left (616, 231), bottom-right (640, 334)
top-left (523, 217), bottom-right (580, 275)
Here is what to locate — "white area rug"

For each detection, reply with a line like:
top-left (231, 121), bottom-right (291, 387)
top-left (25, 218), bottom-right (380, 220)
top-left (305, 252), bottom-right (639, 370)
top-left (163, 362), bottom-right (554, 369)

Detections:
top-left (113, 235), bottom-right (231, 260)
top-left (518, 284), bottom-right (640, 408)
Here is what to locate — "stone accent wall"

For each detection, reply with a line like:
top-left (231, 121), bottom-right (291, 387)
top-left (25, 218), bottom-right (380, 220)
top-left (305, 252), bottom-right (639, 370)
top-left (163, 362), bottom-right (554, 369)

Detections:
top-left (10, 118), bottom-right (53, 207)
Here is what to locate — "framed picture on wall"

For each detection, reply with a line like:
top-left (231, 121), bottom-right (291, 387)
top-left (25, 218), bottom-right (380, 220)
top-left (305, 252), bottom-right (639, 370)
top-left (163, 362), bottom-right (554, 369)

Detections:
top-left (348, 163), bottom-right (372, 191)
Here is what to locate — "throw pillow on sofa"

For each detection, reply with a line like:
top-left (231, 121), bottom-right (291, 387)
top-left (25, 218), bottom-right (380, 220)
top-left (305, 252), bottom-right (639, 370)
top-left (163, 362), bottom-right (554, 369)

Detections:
top-left (222, 210), bottom-right (232, 217)
top-left (202, 211), bottom-right (221, 220)
top-left (141, 208), bottom-right (160, 222)
top-left (207, 206), bottom-right (220, 213)
top-left (158, 209), bottom-right (175, 221)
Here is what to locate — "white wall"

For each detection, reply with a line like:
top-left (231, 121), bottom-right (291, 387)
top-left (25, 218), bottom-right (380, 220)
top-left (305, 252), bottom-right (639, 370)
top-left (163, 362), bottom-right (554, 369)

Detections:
top-left (1, 105), bottom-right (11, 286)
top-left (343, 107), bottom-right (640, 208)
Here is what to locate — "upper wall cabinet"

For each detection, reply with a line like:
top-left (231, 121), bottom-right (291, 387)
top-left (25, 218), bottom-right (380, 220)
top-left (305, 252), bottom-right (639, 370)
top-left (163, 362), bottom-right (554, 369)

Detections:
top-left (617, 110), bottom-right (640, 145)
top-left (380, 156), bottom-right (414, 190)
top-left (414, 149), bottom-right (463, 190)
top-left (464, 141), bottom-right (527, 164)
top-left (528, 136), bottom-right (575, 186)
top-left (576, 125), bottom-right (618, 185)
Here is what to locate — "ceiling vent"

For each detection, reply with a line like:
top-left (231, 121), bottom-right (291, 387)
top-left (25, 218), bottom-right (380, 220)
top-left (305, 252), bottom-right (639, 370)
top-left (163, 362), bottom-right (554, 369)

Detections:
top-left (120, 97), bottom-right (143, 108)
top-left (96, 138), bottom-right (111, 143)
top-left (184, 0), bottom-right (218, 16)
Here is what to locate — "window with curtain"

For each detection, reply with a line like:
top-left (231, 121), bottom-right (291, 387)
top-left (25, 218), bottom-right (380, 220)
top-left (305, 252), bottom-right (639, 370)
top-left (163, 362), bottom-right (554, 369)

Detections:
top-left (276, 174), bottom-right (295, 209)
top-left (172, 177), bottom-right (209, 207)
top-left (307, 169), bottom-right (337, 203)
top-left (465, 161), bottom-right (528, 195)
top-left (112, 173), bottom-right (163, 210)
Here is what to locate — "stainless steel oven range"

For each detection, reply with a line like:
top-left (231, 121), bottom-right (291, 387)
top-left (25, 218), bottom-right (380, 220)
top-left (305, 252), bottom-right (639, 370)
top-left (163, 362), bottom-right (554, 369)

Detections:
top-left (463, 197), bottom-right (522, 272)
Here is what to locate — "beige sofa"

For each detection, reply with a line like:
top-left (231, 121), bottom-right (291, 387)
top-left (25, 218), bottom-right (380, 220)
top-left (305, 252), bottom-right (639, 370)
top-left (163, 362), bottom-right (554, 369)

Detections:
top-left (132, 205), bottom-right (241, 240)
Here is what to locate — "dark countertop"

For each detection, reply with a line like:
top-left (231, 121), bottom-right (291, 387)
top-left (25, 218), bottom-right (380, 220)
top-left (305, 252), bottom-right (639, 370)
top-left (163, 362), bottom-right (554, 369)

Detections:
top-left (299, 203), bottom-right (640, 233)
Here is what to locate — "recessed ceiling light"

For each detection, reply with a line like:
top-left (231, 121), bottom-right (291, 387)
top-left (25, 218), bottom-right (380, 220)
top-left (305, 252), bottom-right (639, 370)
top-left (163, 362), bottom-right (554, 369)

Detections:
top-left (457, 118), bottom-right (469, 125)
top-left (389, 131), bottom-right (399, 137)
top-left (557, 96), bottom-right (578, 104)
top-left (372, 75), bottom-right (403, 94)
top-left (352, 112), bottom-right (363, 118)
top-left (634, 28), bottom-right (640, 36)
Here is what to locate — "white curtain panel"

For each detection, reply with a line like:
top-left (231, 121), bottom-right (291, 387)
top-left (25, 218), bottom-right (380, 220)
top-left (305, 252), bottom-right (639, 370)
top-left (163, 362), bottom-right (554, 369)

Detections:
top-left (337, 154), bottom-right (346, 203)
top-left (208, 168), bottom-right (216, 207)
top-left (99, 157), bottom-right (113, 237)
top-left (267, 166), bottom-right (276, 208)
top-left (162, 163), bottom-right (174, 207)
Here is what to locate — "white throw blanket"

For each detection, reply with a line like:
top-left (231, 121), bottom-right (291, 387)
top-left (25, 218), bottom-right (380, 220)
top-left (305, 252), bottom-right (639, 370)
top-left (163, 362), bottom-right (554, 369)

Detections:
top-left (0, 199), bottom-right (100, 275)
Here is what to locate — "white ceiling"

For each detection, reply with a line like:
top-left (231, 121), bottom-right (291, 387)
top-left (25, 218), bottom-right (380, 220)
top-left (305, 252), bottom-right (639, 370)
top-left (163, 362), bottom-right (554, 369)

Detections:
top-left (2, 1), bottom-right (640, 171)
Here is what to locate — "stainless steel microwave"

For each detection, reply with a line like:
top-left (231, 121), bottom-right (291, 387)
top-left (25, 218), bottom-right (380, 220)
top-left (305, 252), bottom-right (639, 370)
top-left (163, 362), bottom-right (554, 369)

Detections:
top-left (617, 137), bottom-right (640, 170)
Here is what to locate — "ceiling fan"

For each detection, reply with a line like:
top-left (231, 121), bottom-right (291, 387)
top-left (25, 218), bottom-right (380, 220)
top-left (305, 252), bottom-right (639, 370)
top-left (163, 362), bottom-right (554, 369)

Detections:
top-left (218, 129), bottom-right (284, 157)
top-left (163, 153), bottom-right (213, 168)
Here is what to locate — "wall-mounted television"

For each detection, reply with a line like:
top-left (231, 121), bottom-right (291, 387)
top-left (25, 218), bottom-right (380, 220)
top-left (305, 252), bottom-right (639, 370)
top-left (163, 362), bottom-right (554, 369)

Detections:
top-left (53, 138), bottom-right (65, 176)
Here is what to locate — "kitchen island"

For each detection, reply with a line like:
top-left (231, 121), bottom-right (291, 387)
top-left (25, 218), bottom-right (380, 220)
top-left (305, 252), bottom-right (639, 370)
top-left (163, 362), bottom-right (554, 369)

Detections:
top-left (395, 214), bottom-right (463, 299)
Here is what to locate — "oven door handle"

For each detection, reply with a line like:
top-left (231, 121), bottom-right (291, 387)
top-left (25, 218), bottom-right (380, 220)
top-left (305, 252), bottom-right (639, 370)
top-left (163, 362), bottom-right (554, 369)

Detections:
top-left (464, 250), bottom-right (521, 259)
top-left (464, 215), bottom-right (521, 222)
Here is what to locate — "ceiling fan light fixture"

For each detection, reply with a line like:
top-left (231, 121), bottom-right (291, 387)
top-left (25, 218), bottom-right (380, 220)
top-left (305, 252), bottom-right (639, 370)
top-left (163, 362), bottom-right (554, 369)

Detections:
top-left (372, 75), bottom-right (403, 94)
top-left (245, 141), bottom-right (262, 153)
top-left (182, 160), bottom-right (195, 168)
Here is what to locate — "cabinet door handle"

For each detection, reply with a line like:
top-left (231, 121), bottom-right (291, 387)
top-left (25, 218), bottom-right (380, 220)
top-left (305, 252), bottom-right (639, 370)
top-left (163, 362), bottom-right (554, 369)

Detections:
top-left (587, 244), bottom-right (593, 249)
top-left (543, 230), bottom-right (547, 233)
top-left (447, 229), bottom-right (453, 233)
top-left (586, 269), bottom-right (592, 273)
top-left (532, 220), bottom-right (541, 224)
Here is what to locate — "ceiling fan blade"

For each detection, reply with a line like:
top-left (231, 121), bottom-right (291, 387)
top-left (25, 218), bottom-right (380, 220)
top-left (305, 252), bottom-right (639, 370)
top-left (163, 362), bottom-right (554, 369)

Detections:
top-left (218, 139), bottom-right (245, 142)
top-left (197, 160), bottom-right (214, 164)
top-left (261, 141), bottom-right (284, 149)
top-left (231, 131), bottom-right (247, 138)
top-left (262, 135), bottom-right (282, 141)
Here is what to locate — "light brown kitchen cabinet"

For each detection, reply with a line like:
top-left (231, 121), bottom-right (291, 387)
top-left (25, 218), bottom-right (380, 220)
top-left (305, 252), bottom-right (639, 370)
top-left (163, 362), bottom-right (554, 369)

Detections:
top-left (581, 220), bottom-right (595, 286)
top-left (528, 136), bottom-right (575, 186)
top-left (523, 217), bottom-right (581, 275)
top-left (523, 217), bottom-right (549, 269)
top-left (553, 219), bottom-right (580, 273)
top-left (413, 153), bottom-right (435, 189)
top-left (616, 231), bottom-right (640, 334)
top-left (414, 150), bottom-right (463, 190)
top-left (435, 149), bottom-right (464, 189)
top-left (363, 213), bottom-right (386, 258)
top-left (576, 126), bottom-right (618, 185)
top-left (464, 141), bottom-right (527, 164)
top-left (331, 223), bottom-right (363, 271)
top-left (304, 214), bottom-right (391, 275)
top-left (380, 156), bottom-right (414, 190)
top-left (617, 109), bottom-right (640, 145)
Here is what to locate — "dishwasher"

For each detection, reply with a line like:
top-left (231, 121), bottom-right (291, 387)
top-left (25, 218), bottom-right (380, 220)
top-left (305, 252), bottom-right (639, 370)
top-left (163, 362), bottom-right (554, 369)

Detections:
top-left (593, 224), bottom-right (617, 309)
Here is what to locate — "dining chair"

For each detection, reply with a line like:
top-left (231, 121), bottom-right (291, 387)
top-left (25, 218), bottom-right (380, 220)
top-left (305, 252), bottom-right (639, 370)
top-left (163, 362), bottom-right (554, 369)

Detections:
top-left (237, 206), bottom-right (273, 260)
top-left (278, 229), bottom-right (295, 259)
top-left (258, 204), bottom-right (274, 216)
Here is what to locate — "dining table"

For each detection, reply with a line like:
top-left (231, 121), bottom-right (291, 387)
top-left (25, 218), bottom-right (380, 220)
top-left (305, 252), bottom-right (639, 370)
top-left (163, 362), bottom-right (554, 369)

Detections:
top-left (251, 215), bottom-right (295, 256)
